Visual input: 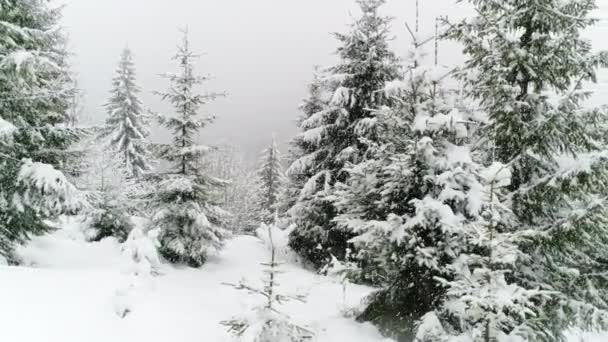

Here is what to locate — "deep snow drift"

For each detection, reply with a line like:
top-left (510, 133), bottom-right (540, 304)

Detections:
top-left (0, 217), bottom-right (604, 342)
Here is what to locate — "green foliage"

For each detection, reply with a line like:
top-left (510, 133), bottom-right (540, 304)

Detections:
top-left (86, 204), bottom-right (133, 243)
top-left (0, 0), bottom-right (80, 260)
top-left (287, 0), bottom-right (400, 269)
top-left (149, 30), bottom-right (229, 267)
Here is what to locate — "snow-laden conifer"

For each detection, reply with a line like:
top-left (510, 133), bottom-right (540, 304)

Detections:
top-left (287, 0), bottom-right (400, 268)
top-left (333, 24), bottom-right (489, 338)
top-left (0, 0), bottom-right (85, 261)
top-left (102, 47), bottom-right (151, 178)
top-left (149, 30), bottom-right (229, 267)
top-left (255, 136), bottom-right (286, 224)
top-left (444, 0), bottom-right (608, 338)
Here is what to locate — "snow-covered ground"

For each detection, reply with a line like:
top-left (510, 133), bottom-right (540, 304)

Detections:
top-left (0, 218), bottom-right (387, 342)
top-left (0, 217), bottom-right (605, 342)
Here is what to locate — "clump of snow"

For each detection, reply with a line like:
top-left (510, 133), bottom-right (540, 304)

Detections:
top-left (0, 116), bottom-right (16, 139)
top-left (13, 159), bottom-right (85, 216)
top-left (331, 86), bottom-right (351, 106)
top-left (481, 162), bottom-right (512, 187)
top-left (16, 216), bottom-right (123, 269)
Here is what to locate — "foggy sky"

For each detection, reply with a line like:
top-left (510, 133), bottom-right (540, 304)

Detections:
top-left (58, 0), bottom-right (608, 159)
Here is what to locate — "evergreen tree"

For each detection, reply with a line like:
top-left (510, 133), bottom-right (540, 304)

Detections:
top-left (222, 222), bottom-right (313, 342)
top-left (255, 135), bottom-right (286, 224)
top-left (332, 28), bottom-right (495, 338)
top-left (280, 67), bottom-right (326, 216)
top-left (149, 30), bottom-right (228, 267)
top-left (440, 0), bottom-right (608, 339)
top-left (102, 47), bottom-right (151, 178)
top-left (287, 0), bottom-right (400, 268)
top-left (0, 0), bottom-right (83, 262)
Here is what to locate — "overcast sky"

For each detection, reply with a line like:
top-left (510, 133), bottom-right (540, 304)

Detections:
top-left (58, 0), bottom-right (608, 158)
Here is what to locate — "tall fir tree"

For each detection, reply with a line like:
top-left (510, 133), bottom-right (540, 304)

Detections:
top-left (440, 0), bottom-right (608, 340)
top-left (332, 25), bottom-right (498, 338)
top-left (255, 135), bottom-right (286, 224)
top-left (102, 47), bottom-right (151, 178)
top-left (287, 0), bottom-right (400, 268)
top-left (0, 0), bottom-right (83, 262)
top-left (149, 30), bottom-right (228, 267)
top-left (280, 67), bottom-right (326, 216)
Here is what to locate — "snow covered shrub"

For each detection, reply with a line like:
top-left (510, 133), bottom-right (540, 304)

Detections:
top-left (222, 223), bottom-right (313, 342)
top-left (85, 201), bottom-right (133, 243)
top-left (114, 227), bottom-right (161, 318)
top-left (121, 227), bottom-right (161, 276)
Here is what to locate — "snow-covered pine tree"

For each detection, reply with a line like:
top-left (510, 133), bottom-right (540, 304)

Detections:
top-left (255, 135), bottom-right (286, 224)
top-left (445, 0), bottom-right (608, 339)
top-left (287, 0), bottom-right (400, 268)
top-left (332, 23), bottom-right (490, 339)
top-left (149, 29), bottom-right (229, 267)
top-left (0, 0), bottom-right (84, 262)
top-left (102, 47), bottom-right (151, 178)
top-left (221, 222), bottom-right (313, 342)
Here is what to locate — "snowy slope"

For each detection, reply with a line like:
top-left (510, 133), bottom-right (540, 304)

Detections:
top-left (0, 219), bottom-right (387, 342)
top-left (0, 218), bottom-right (606, 342)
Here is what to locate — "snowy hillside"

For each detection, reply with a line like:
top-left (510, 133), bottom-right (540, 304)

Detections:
top-left (0, 219), bottom-right (386, 342)
top-left (0, 219), bottom-right (605, 342)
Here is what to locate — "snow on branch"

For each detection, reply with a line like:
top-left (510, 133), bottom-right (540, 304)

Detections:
top-left (13, 159), bottom-right (85, 216)
top-left (0, 117), bottom-right (16, 140)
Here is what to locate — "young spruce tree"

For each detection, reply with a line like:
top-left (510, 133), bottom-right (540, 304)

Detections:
top-left (255, 135), bottom-right (286, 224)
top-left (102, 47), bottom-right (151, 178)
top-left (222, 222), bottom-right (313, 342)
top-left (287, 0), bottom-right (400, 268)
top-left (149, 30), bottom-right (228, 267)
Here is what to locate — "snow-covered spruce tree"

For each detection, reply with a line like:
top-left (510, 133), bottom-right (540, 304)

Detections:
top-left (102, 47), bottom-right (151, 178)
top-left (149, 30), bottom-right (229, 268)
top-left (444, 0), bottom-right (608, 339)
top-left (415, 162), bottom-right (550, 342)
top-left (255, 136), bottom-right (286, 224)
top-left (288, 0), bottom-right (400, 268)
top-left (0, 0), bottom-right (84, 262)
top-left (280, 67), bottom-right (326, 217)
top-left (221, 222), bottom-right (313, 342)
top-left (332, 30), bottom-right (489, 338)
